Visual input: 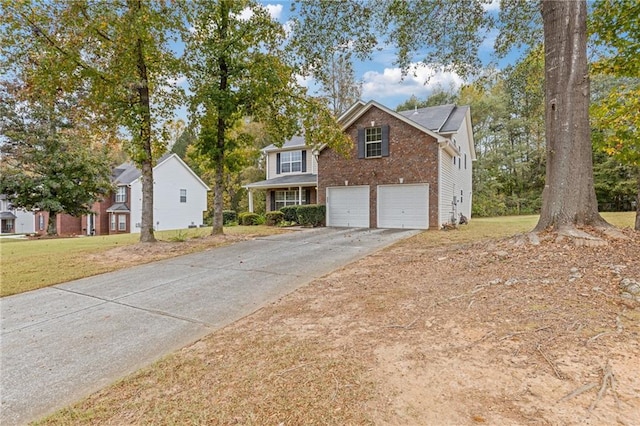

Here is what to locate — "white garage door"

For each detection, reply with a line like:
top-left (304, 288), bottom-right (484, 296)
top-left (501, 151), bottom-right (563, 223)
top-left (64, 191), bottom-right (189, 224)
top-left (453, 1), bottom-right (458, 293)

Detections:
top-left (377, 184), bottom-right (429, 229)
top-left (326, 186), bottom-right (370, 227)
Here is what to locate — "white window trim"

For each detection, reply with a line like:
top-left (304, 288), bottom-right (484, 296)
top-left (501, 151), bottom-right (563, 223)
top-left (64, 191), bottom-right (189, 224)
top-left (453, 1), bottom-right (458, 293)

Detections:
top-left (280, 150), bottom-right (302, 174)
top-left (275, 189), bottom-right (306, 209)
top-left (115, 186), bottom-right (126, 203)
top-left (365, 127), bottom-right (382, 158)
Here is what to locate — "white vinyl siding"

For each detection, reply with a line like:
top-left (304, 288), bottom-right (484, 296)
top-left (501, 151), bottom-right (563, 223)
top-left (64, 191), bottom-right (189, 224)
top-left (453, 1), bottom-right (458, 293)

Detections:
top-left (268, 149), bottom-right (315, 179)
top-left (439, 148), bottom-right (457, 226)
top-left (129, 155), bottom-right (208, 233)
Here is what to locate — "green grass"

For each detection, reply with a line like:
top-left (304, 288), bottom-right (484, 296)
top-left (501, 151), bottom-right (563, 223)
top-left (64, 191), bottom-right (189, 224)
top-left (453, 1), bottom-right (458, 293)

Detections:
top-left (0, 226), bottom-right (283, 297)
top-left (408, 212), bottom-right (636, 247)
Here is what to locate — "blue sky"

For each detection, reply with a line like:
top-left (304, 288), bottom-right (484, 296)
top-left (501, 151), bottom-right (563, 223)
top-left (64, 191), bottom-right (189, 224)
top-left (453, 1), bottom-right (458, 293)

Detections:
top-left (262, 0), bottom-right (518, 109)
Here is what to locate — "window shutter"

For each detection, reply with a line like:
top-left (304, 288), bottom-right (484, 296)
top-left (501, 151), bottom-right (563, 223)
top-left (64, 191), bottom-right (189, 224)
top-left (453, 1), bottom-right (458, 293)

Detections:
top-left (381, 124), bottom-right (390, 157)
top-left (276, 153), bottom-right (281, 174)
top-left (270, 191), bottom-right (276, 211)
top-left (302, 150), bottom-right (307, 172)
top-left (357, 128), bottom-right (365, 159)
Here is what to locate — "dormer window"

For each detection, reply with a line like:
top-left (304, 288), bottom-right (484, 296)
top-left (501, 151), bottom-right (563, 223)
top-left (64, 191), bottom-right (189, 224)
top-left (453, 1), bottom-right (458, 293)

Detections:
top-left (277, 150), bottom-right (306, 174)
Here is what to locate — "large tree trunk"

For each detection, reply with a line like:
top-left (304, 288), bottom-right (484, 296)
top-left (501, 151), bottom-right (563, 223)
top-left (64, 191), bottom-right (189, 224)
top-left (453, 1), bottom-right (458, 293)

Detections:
top-left (635, 170), bottom-right (640, 231)
top-left (212, 151), bottom-right (224, 235)
top-left (534, 0), bottom-right (608, 232)
top-left (133, 6), bottom-right (156, 243)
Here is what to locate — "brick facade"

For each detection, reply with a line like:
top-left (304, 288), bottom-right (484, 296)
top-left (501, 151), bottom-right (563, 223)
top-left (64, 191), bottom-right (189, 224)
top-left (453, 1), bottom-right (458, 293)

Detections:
top-left (318, 106), bottom-right (440, 229)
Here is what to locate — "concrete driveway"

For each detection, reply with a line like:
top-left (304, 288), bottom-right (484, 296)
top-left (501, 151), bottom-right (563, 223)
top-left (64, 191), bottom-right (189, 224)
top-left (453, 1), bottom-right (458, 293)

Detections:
top-left (0, 227), bottom-right (419, 425)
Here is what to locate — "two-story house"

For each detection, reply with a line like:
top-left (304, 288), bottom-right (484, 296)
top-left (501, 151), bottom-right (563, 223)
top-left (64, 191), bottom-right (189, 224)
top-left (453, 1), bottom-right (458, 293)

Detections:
top-left (318, 101), bottom-right (474, 230)
top-left (34, 153), bottom-right (210, 236)
top-left (245, 100), bottom-right (475, 230)
top-left (244, 136), bottom-right (318, 213)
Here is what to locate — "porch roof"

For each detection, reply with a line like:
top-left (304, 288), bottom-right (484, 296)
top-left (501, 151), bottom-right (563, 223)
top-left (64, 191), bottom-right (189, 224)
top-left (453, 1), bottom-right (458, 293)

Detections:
top-left (244, 174), bottom-right (317, 189)
top-left (106, 203), bottom-right (130, 213)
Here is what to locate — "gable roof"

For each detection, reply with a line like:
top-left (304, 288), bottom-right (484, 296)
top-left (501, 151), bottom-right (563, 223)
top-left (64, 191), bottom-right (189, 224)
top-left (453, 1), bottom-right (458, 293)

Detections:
top-left (338, 100), bottom-right (446, 142)
top-left (112, 153), bottom-right (210, 190)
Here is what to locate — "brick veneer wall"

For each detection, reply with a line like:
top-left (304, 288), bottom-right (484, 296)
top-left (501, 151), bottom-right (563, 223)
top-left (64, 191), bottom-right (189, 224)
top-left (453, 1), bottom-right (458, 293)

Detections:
top-left (318, 106), bottom-right (440, 229)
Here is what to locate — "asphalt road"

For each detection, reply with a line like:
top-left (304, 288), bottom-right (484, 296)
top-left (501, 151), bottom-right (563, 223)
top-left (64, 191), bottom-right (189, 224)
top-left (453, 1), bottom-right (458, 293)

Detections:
top-left (0, 227), bottom-right (420, 425)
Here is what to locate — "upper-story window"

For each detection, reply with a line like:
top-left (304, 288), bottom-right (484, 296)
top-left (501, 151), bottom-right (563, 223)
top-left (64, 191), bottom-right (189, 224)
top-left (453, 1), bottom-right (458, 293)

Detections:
top-left (358, 124), bottom-right (389, 159)
top-left (115, 186), bottom-right (126, 203)
top-left (180, 189), bottom-right (187, 203)
top-left (278, 150), bottom-right (306, 174)
top-left (365, 127), bottom-right (382, 158)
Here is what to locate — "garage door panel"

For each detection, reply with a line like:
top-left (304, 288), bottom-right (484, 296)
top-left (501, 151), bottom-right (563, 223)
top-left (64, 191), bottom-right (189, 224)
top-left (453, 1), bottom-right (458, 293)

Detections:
top-left (378, 184), bottom-right (429, 229)
top-left (326, 186), bottom-right (369, 228)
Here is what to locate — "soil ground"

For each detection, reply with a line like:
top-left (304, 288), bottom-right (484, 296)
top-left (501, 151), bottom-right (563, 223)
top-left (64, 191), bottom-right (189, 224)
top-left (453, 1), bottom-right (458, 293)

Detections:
top-left (39, 227), bottom-right (640, 425)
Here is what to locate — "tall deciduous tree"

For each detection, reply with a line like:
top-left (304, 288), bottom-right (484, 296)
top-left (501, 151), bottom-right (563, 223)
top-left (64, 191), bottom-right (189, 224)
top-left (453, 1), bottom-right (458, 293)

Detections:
top-left (0, 0), bottom-right (184, 242)
top-left (184, 0), bottom-right (348, 235)
top-left (534, 0), bottom-right (606, 232)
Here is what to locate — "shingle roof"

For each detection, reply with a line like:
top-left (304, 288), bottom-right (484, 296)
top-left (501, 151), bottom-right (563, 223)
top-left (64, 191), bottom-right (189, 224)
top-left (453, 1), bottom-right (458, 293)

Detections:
top-left (112, 163), bottom-right (141, 185)
top-left (112, 153), bottom-right (174, 185)
top-left (244, 174), bottom-right (317, 189)
top-left (262, 135), bottom-right (307, 152)
top-left (106, 203), bottom-right (130, 213)
top-left (397, 104), bottom-right (468, 132)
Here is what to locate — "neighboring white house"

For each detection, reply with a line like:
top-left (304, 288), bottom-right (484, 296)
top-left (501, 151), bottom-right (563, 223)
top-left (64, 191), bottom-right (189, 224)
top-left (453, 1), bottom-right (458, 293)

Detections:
top-left (109, 153), bottom-right (210, 233)
top-left (0, 194), bottom-right (35, 234)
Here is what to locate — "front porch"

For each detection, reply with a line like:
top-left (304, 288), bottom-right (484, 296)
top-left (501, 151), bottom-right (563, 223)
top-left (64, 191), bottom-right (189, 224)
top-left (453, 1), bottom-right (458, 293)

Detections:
top-left (244, 174), bottom-right (318, 213)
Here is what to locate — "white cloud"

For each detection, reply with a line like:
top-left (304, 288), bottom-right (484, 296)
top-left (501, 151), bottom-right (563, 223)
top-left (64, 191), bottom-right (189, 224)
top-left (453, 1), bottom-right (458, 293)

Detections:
top-left (264, 4), bottom-right (284, 20)
top-left (238, 7), bottom-right (254, 21)
top-left (361, 64), bottom-right (464, 104)
top-left (482, 0), bottom-right (501, 12)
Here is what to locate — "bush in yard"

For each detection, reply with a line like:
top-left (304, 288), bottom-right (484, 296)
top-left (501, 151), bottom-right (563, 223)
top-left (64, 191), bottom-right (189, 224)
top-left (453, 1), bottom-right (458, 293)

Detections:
top-left (296, 204), bottom-right (325, 227)
top-left (238, 212), bottom-right (260, 226)
top-left (265, 211), bottom-right (284, 226)
top-left (223, 210), bottom-right (237, 225)
top-left (279, 206), bottom-right (299, 223)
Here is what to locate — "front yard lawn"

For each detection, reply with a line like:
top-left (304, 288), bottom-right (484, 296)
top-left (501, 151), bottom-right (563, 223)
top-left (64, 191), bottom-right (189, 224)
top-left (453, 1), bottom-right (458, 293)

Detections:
top-left (0, 226), bottom-right (286, 297)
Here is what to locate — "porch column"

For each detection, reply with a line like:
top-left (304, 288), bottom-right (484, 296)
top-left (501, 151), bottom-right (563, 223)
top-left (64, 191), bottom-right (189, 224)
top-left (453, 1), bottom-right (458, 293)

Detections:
top-left (248, 189), bottom-right (254, 213)
top-left (298, 186), bottom-right (302, 205)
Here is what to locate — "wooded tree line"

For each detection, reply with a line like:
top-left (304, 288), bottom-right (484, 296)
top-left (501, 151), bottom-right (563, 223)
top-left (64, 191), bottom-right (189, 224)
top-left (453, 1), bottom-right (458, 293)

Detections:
top-left (1, 0), bottom-right (638, 239)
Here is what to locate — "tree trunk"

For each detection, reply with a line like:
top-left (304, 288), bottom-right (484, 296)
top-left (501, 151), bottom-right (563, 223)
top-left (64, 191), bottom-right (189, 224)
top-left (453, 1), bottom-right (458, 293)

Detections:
top-left (212, 149), bottom-right (224, 235)
top-left (534, 0), bottom-right (608, 232)
top-left (133, 4), bottom-right (156, 243)
top-left (635, 169), bottom-right (640, 231)
top-left (47, 211), bottom-right (57, 236)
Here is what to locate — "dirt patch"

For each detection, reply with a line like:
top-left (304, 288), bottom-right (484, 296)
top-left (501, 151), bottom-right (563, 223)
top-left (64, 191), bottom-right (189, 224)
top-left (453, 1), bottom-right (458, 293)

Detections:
top-left (86, 234), bottom-right (254, 268)
top-left (41, 228), bottom-right (640, 425)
